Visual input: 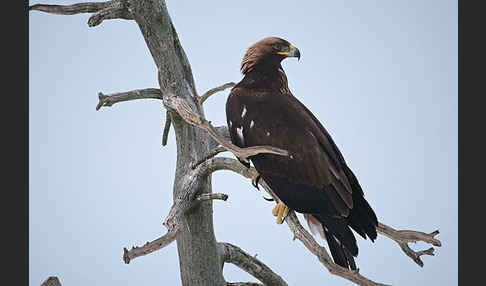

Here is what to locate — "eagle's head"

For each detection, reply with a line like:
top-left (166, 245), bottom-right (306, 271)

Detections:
top-left (240, 37), bottom-right (300, 74)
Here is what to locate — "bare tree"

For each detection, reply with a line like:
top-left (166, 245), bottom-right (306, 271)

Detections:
top-left (29, 1), bottom-right (442, 285)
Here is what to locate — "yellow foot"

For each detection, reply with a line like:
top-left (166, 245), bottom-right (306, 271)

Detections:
top-left (251, 171), bottom-right (261, 190)
top-left (272, 203), bottom-right (289, 224)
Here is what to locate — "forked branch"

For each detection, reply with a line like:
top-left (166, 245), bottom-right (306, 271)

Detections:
top-left (219, 242), bottom-right (288, 286)
top-left (376, 223), bottom-right (441, 267)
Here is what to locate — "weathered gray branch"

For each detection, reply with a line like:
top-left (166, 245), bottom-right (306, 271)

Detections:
top-left (162, 111), bottom-right (172, 146)
top-left (198, 82), bottom-right (236, 104)
top-left (123, 226), bottom-right (178, 264)
top-left (95, 88), bottom-right (163, 110)
top-left (197, 193), bottom-right (229, 202)
top-left (192, 146), bottom-right (228, 169)
top-left (87, 1), bottom-right (133, 27)
top-left (29, 2), bottom-right (111, 15)
top-left (219, 242), bottom-right (288, 286)
top-left (376, 223), bottom-right (441, 267)
top-left (376, 223), bottom-right (441, 246)
top-left (29, 0), bottom-right (133, 27)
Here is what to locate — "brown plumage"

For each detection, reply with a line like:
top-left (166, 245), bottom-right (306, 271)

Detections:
top-left (225, 37), bottom-right (378, 270)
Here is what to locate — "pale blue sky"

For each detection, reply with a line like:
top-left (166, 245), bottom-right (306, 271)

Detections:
top-left (29, 1), bottom-right (457, 285)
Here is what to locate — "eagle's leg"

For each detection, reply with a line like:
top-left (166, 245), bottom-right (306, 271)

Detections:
top-left (251, 172), bottom-right (261, 190)
top-left (272, 203), bottom-right (289, 224)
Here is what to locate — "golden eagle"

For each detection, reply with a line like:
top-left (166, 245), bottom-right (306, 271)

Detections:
top-left (225, 37), bottom-right (378, 269)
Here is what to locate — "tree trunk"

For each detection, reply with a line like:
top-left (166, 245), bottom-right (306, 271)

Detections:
top-left (127, 1), bottom-right (225, 285)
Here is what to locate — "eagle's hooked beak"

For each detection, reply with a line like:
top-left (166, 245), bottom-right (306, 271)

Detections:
top-left (290, 45), bottom-right (301, 61)
top-left (278, 44), bottom-right (301, 61)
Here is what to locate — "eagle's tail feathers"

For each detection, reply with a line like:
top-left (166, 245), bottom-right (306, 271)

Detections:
top-left (322, 223), bottom-right (357, 270)
top-left (318, 215), bottom-right (358, 256)
top-left (343, 165), bottom-right (378, 242)
top-left (348, 192), bottom-right (378, 242)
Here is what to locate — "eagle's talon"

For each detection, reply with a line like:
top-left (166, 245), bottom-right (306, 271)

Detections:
top-left (272, 203), bottom-right (289, 224)
top-left (251, 172), bottom-right (261, 191)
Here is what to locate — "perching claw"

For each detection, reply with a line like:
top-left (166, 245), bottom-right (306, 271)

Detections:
top-left (251, 172), bottom-right (261, 190)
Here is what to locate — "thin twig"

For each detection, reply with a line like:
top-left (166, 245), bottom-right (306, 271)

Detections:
top-left (123, 226), bottom-right (178, 264)
top-left (192, 146), bottom-right (227, 169)
top-left (198, 82), bottom-right (236, 104)
top-left (96, 88), bottom-right (163, 110)
top-left (162, 111), bottom-right (172, 146)
top-left (399, 244), bottom-right (435, 267)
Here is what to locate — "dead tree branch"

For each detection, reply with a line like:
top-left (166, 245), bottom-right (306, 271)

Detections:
top-left (29, 2), bottom-right (111, 15)
top-left (95, 88), bottom-right (163, 110)
top-left (376, 223), bottom-right (441, 267)
top-left (192, 146), bottom-right (228, 169)
top-left (198, 82), bottom-right (236, 104)
top-left (87, 1), bottom-right (133, 27)
top-left (197, 193), bottom-right (229, 202)
top-left (162, 111), bottom-right (172, 146)
top-left (219, 242), bottom-right (288, 286)
top-left (123, 227), bottom-right (178, 264)
top-left (29, 0), bottom-right (133, 27)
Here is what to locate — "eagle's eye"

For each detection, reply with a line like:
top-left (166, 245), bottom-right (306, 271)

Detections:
top-left (273, 43), bottom-right (289, 53)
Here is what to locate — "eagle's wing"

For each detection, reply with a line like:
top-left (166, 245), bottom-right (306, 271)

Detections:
top-left (226, 88), bottom-right (354, 218)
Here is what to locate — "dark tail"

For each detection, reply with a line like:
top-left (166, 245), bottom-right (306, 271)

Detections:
top-left (343, 165), bottom-right (378, 241)
top-left (313, 165), bottom-right (378, 269)
top-left (316, 215), bottom-right (358, 270)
